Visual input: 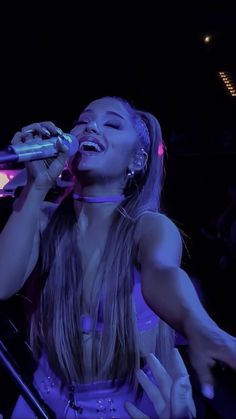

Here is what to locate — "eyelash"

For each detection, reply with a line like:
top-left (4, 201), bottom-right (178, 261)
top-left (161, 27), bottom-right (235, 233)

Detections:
top-left (76, 121), bottom-right (120, 129)
top-left (104, 123), bottom-right (120, 129)
top-left (76, 121), bottom-right (87, 126)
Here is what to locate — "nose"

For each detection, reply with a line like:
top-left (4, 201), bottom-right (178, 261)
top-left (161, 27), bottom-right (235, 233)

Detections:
top-left (84, 120), bottom-right (99, 134)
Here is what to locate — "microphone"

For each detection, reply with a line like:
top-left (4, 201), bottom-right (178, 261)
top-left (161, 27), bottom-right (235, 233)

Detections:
top-left (0, 133), bottom-right (78, 164)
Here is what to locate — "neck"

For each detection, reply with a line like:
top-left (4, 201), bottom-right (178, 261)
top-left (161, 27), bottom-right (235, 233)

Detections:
top-left (73, 180), bottom-right (126, 202)
top-left (73, 182), bottom-right (125, 226)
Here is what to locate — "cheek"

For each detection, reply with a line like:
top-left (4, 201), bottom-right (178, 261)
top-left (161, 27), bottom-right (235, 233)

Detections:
top-left (107, 147), bottom-right (132, 169)
top-left (109, 138), bottom-right (135, 160)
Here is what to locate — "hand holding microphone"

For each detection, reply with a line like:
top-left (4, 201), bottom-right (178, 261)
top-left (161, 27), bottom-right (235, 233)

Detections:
top-left (8, 122), bottom-right (77, 192)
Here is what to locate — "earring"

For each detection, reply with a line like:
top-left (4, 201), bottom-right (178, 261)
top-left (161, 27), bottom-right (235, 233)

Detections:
top-left (126, 169), bottom-right (135, 189)
top-left (134, 159), bottom-right (143, 167)
top-left (127, 169), bottom-right (135, 178)
top-left (134, 148), bottom-right (146, 169)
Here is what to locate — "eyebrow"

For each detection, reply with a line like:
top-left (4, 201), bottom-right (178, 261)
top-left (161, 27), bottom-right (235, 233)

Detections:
top-left (81, 109), bottom-right (125, 120)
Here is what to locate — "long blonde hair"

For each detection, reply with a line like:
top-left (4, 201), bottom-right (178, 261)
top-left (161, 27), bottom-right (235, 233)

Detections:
top-left (29, 97), bottom-right (174, 393)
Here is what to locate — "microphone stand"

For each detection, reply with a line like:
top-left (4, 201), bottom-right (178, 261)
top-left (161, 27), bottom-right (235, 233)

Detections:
top-left (0, 339), bottom-right (55, 419)
top-left (0, 305), bottom-right (55, 419)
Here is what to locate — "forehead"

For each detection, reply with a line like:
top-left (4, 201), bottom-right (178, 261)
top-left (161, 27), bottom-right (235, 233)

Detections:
top-left (83, 97), bottom-right (130, 119)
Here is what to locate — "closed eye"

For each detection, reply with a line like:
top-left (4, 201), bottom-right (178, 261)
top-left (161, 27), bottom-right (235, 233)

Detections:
top-left (73, 120), bottom-right (120, 129)
top-left (104, 123), bottom-right (120, 129)
top-left (75, 120), bottom-right (87, 126)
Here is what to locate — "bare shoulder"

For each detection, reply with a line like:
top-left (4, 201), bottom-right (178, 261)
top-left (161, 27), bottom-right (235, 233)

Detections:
top-left (134, 211), bottom-right (182, 269)
top-left (135, 211), bottom-right (181, 243)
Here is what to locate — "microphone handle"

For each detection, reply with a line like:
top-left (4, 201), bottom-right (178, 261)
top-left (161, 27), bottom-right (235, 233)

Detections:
top-left (0, 150), bottom-right (19, 163)
top-left (0, 142), bottom-right (57, 164)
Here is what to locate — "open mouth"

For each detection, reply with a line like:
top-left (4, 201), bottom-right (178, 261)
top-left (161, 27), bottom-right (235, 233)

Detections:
top-left (79, 140), bottom-right (105, 154)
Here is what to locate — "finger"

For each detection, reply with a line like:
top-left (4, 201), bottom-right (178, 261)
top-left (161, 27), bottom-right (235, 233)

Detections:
top-left (21, 122), bottom-right (61, 138)
top-left (145, 353), bottom-right (172, 402)
top-left (201, 383), bottom-right (214, 400)
top-left (171, 348), bottom-right (189, 379)
top-left (22, 124), bottom-right (52, 140)
top-left (136, 369), bottom-right (166, 416)
top-left (22, 123), bottom-right (45, 136)
top-left (56, 137), bottom-right (70, 154)
top-left (125, 401), bottom-right (150, 419)
top-left (170, 352), bottom-right (197, 416)
top-left (191, 357), bottom-right (215, 399)
top-left (47, 152), bottom-right (69, 179)
top-left (40, 121), bottom-right (63, 137)
top-left (11, 131), bottom-right (24, 144)
top-left (171, 375), bottom-right (196, 418)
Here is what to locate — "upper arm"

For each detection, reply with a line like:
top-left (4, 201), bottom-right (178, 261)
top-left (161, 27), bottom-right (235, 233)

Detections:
top-left (134, 212), bottom-right (183, 273)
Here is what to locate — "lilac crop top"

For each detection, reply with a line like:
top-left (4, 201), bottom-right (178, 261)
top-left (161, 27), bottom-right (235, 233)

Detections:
top-left (80, 266), bottom-right (159, 334)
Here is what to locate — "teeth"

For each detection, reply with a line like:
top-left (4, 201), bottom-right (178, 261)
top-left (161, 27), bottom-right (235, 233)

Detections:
top-left (79, 141), bottom-right (102, 152)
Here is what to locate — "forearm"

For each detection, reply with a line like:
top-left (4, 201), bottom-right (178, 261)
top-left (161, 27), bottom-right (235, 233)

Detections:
top-left (0, 183), bottom-right (47, 299)
top-left (141, 265), bottom-right (216, 337)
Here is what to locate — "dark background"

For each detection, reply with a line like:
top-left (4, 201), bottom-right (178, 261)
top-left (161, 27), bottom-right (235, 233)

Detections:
top-left (0, 3), bottom-right (236, 418)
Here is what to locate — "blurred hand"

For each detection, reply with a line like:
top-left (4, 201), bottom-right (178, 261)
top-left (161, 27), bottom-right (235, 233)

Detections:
top-left (125, 349), bottom-right (196, 419)
top-left (11, 121), bottom-right (71, 192)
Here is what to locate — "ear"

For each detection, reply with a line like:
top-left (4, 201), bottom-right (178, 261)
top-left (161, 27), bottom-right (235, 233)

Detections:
top-left (128, 148), bottom-right (148, 174)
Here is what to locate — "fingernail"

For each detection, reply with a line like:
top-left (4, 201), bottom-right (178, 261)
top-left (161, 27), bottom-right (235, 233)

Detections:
top-left (42, 128), bottom-right (51, 135)
top-left (179, 375), bottom-right (189, 385)
top-left (202, 384), bottom-right (214, 399)
top-left (56, 128), bottom-right (64, 135)
top-left (146, 353), bottom-right (155, 362)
